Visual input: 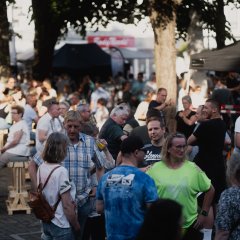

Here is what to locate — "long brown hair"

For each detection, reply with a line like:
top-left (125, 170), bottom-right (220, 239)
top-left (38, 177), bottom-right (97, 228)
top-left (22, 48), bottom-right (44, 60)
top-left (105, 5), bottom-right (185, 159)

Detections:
top-left (42, 132), bottom-right (69, 163)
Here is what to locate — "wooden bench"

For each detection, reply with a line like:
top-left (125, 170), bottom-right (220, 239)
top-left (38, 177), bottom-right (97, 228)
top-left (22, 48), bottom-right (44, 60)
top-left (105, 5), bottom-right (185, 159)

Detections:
top-left (6, 157), bottom-right (31, 215)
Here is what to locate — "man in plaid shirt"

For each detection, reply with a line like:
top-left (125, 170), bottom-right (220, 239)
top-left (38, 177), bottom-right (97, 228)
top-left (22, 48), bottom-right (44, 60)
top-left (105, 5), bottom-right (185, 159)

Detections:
top-left (28, 110), bottom-right (105, 240)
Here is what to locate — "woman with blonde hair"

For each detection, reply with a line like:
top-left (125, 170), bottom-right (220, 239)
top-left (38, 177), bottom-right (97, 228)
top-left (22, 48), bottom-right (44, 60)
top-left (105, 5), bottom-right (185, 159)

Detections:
top-left (147, 133), bottom-right (214, 240)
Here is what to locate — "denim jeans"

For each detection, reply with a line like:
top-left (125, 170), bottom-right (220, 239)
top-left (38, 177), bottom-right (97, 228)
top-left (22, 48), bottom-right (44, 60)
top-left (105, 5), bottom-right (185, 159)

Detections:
top-left (41, 222), bottom-right (75, 240)
top-left (75, 197), bottom-right (94, 240)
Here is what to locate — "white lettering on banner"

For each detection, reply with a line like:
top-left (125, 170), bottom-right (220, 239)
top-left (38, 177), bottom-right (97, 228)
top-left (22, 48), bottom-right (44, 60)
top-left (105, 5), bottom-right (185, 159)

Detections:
top-left (87, 36), bottom-right (135, 48)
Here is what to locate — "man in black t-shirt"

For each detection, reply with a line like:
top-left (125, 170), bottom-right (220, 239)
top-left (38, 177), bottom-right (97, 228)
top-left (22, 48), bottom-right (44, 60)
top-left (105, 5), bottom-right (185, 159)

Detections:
top-left (148, 87), bottom-right (172, 127)
top-left (141, 117), bottom-right (165, 168)
top-left (188, 99), bottom-right (227, 204)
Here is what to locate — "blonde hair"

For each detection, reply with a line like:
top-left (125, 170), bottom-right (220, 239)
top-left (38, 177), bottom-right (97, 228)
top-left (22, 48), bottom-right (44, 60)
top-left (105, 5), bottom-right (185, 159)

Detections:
top-left (64, 110), bottom-right (82, 123)
top-left (161, 133), bottom-right (187, 164)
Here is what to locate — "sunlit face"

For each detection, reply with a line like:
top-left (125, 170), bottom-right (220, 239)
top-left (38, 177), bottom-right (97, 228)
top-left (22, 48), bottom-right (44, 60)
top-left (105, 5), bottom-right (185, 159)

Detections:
top-left (168, 137), bottom-right (187, 161)
top-left (195, 106), bottom-right (207, 122)
top-left (156, 90), bottom-right (167, 103)
top-left (80, 107), bottom-right (91, 121)
top-left (202, 102), bottom-right (213, 119)
top-left (147, 120), bottom-right (165, 143)
top-left (182, 99), bottom-right (191, 110)
top-left (70, 96), bottom-right (79, 105)
top-left (28, 96), bottom-right (37, 108)
top-left (64, 120), bottom-right (81, 143)
top-left (59, 104), bottom-right (68, 117)
top-left (42, 81), bottom-right (50, 89)
top-left (49, 104), bottom-right (60, 118)
top-left (7, 78), bottom-right (15, 89)
top-left (11, 109), bottom-right (21, 122)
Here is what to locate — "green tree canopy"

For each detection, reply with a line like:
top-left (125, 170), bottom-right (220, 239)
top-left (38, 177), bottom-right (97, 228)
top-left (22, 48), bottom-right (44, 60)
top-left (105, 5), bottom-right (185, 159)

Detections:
top-left (30, 0), bottom-right (240, 79)
top-left (0, 0), bottom-right (15, 78)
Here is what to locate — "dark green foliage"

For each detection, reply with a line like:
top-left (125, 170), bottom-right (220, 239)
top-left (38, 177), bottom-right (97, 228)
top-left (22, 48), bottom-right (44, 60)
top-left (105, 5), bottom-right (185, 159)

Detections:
top-left (176, 0), bottom-right (240, 48)
top-left (28, 0), bottom-right (240, 78)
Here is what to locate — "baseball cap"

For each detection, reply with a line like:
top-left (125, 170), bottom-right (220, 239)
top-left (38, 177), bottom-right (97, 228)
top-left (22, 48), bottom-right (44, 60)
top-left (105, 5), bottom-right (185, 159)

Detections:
top-left (120, 136), bottom-right (145, 154)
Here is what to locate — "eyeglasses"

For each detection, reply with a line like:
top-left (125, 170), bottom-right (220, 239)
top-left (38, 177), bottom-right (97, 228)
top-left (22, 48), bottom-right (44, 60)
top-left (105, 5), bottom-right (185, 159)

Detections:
top-left (172, 145), bottom-right (187, 150)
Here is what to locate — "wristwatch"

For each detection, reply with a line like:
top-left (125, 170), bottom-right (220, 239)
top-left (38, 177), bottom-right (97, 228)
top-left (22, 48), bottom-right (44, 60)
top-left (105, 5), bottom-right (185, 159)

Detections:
top-left (200, 210), bottom-right (208, 216)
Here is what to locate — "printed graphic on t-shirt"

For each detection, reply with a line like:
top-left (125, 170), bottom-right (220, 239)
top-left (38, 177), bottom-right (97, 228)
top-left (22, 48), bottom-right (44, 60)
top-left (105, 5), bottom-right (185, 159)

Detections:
top-left (143, 144), bottom-right (162, 166)
top-left (106, 174), bottom-right (135, 187)
top-left (145, 150), bottom-right (161, 162)
top-left (163, 177), bottom-right (189, 199)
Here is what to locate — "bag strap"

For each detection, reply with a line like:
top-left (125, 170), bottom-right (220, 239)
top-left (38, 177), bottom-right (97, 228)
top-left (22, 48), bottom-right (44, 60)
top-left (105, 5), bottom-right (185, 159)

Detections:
top-left (38, 165), bottom-right (62, 211)
top-left (39, 165), bottom-right (61, 190)
top-left (53, 196), bottom-right (61, 211)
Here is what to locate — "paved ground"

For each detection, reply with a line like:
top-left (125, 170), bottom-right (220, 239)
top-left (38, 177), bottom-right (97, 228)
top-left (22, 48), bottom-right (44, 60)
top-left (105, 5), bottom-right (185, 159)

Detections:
top-left (0, 168), bottom-right (42, 240)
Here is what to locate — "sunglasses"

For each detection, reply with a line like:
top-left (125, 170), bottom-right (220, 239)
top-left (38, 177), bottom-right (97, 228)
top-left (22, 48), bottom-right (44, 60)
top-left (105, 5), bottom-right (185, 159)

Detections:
top-left (139, 148), bottom-right (147, 153)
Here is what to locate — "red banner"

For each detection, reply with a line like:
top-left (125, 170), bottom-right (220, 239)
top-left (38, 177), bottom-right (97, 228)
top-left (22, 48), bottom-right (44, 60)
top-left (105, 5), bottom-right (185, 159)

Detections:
top-left (87, 36), bottom-right (135, 48)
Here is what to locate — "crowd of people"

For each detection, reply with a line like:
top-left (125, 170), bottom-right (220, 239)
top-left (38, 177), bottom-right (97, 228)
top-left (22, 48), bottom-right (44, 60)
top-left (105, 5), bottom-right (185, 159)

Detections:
top-left (0, 71), bottom-right (240, 240)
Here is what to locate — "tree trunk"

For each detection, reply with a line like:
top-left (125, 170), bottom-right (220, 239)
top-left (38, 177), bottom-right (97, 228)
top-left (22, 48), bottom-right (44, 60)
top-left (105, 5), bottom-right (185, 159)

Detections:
top-left (187, 11), bottom-right (204, 55)
top-left (153, 23), bottom-right (177, 102)
top-left (215, 0), bottom-right (225, 49)
top-left (32, 0), bottom-right (62, 80)
top-left (150, 5), bottom-right (179, 132)
top-left (0, 1), bottom-right (11, 80)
